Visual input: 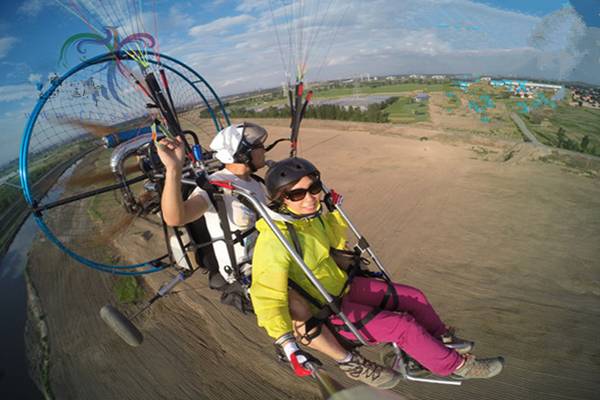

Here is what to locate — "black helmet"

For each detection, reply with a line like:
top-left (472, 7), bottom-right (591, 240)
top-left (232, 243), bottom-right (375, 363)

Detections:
top-left (265, 157), bottom-right (320, 201)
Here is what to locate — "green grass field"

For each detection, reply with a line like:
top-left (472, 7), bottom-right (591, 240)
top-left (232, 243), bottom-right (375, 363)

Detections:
top-left (230, 82), bottom-right (455, 109)
top-left (114, 276), bottom-right (145, 303)
top-left (384, 96), bottom-right (430, 123)
top-left (313, 83), bottom-right (454, 99)
top-left (227, 81), bottom-right (600, 156)
top-left (517, 103), bottom-right (600, 154)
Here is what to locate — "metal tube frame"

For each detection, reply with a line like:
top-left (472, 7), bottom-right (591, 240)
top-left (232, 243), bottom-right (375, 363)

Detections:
top-left (178, 176), bottom-right (463, 385)
top-left (391, 343), bottom-right (462, 385)
top-left (321, 182), bottom-right (393, 281)
top-left (180, 178), bottom-right (370, 346)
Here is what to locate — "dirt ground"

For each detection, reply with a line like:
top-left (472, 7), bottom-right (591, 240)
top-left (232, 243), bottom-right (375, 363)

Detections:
top-left (27, 119), bottom-right (600, 399)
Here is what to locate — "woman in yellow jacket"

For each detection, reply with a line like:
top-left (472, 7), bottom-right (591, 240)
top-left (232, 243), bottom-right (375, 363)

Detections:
top-left (250, 157), bottom-right (504, 385)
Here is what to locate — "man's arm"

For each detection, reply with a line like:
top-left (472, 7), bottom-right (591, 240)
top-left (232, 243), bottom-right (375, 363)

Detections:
top-left (157, 136), bottom-right (210, 226)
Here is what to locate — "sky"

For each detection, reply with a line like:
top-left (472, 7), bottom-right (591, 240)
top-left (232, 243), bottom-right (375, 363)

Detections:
top-left (0, 0), bottom-right (599, 166)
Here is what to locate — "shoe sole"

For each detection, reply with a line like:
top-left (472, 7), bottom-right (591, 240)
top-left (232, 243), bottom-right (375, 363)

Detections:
top-left (452, 356), bottom-right (505, 380)
top-left (371, 373), bottom-right (402, 390)
top-left (445, 341), bottom-right (474, 355)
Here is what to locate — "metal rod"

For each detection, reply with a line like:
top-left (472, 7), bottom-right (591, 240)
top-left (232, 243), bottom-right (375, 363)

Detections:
top-left (321, 182), bottom-right (393, 281)
top-left (129, 272), bottom-right (185, 321)
top-left (36, 174), bottom-right (147, 212)
top-left (306, 362), bottom-right (345, 398)
top-left (231, 184), bottom-right (370, 346)
top-left (392, 343), bottom-right (462, 386)
top-left (406, 375), bottom-right (462, 386)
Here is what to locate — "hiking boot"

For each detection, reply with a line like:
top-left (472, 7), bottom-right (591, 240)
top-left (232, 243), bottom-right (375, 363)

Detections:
top-left (381, 346), bottom-right (429, 377)
top-left (452, 355), bottom-right (504, 380)
top-left (338, 351), bottom-right (401, 389)
top-left (441, 327), bottom-right (474, 355)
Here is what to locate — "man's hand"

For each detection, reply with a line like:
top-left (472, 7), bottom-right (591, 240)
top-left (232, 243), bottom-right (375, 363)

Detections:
top-left (156, 136), bottom-right (186, 171)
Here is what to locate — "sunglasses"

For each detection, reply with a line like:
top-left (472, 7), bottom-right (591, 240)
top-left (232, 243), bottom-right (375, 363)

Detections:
top-left (284, 180), bottom-right (322, 201)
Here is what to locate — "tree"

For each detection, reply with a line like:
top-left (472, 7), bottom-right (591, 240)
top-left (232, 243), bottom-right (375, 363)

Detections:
top-left (556, 127), bottom-right (567, 148)
top-left (580, 135), bottom-right (590, 152)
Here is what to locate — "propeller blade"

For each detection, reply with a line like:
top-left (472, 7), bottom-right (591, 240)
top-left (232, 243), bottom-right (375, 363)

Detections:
top-left (55, 116), bottom-right (154, 138)
top-left (68, 163), bottom-right (141, 188)
top-left (92, 213), bottom-right (136, 246)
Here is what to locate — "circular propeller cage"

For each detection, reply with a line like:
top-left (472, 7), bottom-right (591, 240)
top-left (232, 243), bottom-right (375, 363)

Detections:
top-left (19, 51), bottom-right (230, 275)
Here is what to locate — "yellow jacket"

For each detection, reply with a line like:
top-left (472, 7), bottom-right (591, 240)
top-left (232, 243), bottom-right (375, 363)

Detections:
top-left (250, 210), bottom-right (349, 340)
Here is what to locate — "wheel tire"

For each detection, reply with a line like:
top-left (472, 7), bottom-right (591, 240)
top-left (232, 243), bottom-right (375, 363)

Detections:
top-left (100, 304), bottom-right (143, 347)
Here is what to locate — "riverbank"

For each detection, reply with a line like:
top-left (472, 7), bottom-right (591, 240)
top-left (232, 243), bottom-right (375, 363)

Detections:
top-left (0, 147), bottom-right (96, 261)
top-left (24, 268), bottom-right (53, 400)
top-left (26, 120), bottom-right (600, 399)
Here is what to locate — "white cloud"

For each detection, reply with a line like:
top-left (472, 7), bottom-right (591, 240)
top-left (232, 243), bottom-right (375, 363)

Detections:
top-left (236, 0), bottom-right (270, 13)
top-left (0, 37), bottom-right (17, 59)
top-left (0, 83), bottom-right (37, 102)
top-left (18, 0), bottom-right (46, 17)
top-left (28, 73), bottom-right (42, 84)
top-left (167, 5), bottom-right (195, 29)
top-left (189, 15), bottom-right (255, 36)
top-left (163, 0), bottom-right (599, 96)
top-left (220, 76), bottom-right (246, 88)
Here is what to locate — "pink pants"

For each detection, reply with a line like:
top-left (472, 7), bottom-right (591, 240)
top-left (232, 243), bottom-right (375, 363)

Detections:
top-left (329, 277), bottom-right (462, 376)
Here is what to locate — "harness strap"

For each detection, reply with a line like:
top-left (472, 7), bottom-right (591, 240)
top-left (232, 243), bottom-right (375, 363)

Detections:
top-left (231, 227), bottom-right (256, 245)
top-left (283, 221), bottom-right (399, 344)
top-left (285, 222), bottom-right (303, 258)
top-left (250, 173), bottom-right (265, 184)
top-left (288, 279), bottom-right (336, 345)
top-left (196, 175), bottom-right (240, 278)
top-left (213, 193), bottom-right (240, 277)
top-left (333, 280), bottom-right (395, 332)
top-left (186, 226), bottom-right (255, 251)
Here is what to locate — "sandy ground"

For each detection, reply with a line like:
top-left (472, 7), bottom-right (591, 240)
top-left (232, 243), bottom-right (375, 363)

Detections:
top-left (27, 119), bottom-right (600, 399)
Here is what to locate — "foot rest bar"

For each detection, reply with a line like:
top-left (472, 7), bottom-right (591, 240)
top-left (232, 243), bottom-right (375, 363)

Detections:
top-left (391, 344), bottom-right (463, 386)
top-left (405, 375), bottom-right (462, 386)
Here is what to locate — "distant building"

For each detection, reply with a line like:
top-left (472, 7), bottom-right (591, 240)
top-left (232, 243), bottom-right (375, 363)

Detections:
top-left (500, 80), bottom-right (562, 92)
top-left (480, 76), bottom-right (491, 81)
top-left (414, 93), bottom-right (430, 102)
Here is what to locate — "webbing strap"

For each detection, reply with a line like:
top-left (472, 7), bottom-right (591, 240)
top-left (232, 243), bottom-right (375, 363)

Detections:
top-left (196, 175), bottom-right (239, 278)
top-left (213, 193), bottom-right (239, 277)
top-left (285, 222), bottom-right (303, 258)
top-left (334, 279), bottom-right (397, 333)
top-left (288, 279), bottom-right (321, 309)
top-left (283, 222), bottom-right (399, 342)
top-left (231, 227), bottom-right (256, 245)
top-left (186, 226), bottom-right (255, 251)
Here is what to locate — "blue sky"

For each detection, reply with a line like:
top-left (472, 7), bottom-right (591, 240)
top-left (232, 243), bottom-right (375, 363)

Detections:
top-left (0, 0), bottom-right (599, 165)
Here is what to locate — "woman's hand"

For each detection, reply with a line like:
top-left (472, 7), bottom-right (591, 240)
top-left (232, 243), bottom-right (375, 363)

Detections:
top-left (282, 340), bottom-right (322, 377)
top-left (156, 136), bottom-right (186, 171)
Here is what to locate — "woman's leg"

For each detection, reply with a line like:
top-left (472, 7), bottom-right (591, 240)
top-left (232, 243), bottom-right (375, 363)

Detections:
top-left (288, 289), bottom-right (348, 361)
top-left (289, 290), bottom-right (402, 388)
top-left (331, 297), bottom-right (463, 376)
top-left (345, 277), bottom-right (448, 337)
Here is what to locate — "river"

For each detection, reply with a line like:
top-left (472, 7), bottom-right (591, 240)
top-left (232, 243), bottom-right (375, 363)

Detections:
top-left (0, 162), bottom-right (79, 399)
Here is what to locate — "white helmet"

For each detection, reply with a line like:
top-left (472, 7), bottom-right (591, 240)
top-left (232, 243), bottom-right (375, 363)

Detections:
top-left (210, 122), bottom-right (267, 164)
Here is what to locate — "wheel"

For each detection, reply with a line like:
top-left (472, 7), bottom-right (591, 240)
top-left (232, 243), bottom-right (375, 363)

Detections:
top-left (100, 304), bottom-right (143, 347)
